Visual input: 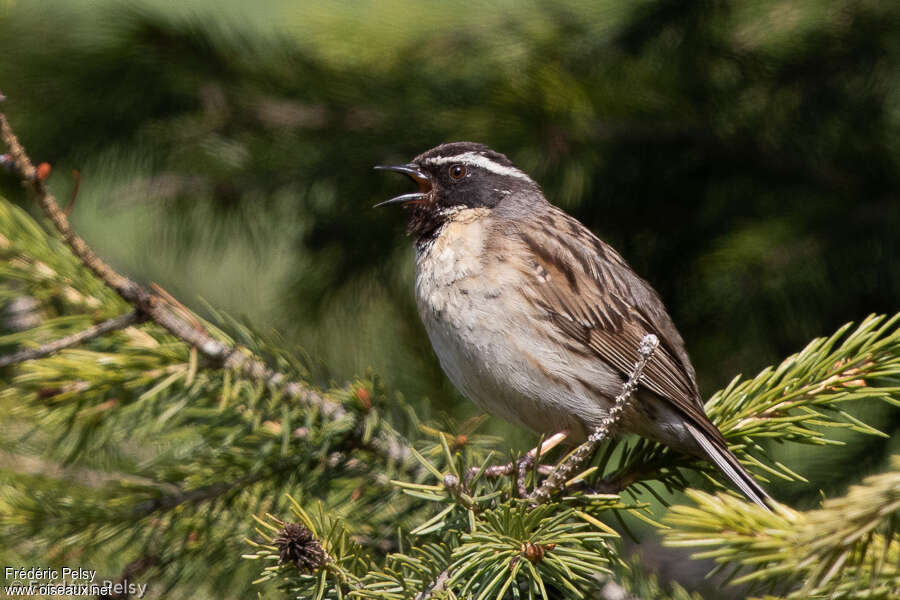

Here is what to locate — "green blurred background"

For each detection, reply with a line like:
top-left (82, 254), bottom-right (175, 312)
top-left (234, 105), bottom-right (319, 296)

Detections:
top-left (1, 0), bottom-right (898, 534)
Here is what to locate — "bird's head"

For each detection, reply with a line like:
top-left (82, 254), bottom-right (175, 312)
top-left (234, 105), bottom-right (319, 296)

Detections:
top-left (376, 142), bottom-right (541, 243)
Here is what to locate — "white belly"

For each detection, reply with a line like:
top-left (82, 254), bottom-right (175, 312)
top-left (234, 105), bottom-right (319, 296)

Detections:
top-left (414, 210), bottom-right (622, 440)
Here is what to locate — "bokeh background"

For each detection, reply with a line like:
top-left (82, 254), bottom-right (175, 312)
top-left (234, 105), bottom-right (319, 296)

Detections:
top-left (1, 0), bottom-right (898, 595)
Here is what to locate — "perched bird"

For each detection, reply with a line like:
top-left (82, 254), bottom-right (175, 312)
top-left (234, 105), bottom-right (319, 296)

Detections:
top-left (376, 142), bottom-right (771, 508)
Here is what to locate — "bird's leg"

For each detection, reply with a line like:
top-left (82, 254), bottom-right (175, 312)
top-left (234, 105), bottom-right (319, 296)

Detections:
top-left (529, 334), bottom-right (660, 503)
top-left (466, 431), bottom-right (568, 495)
top-left (514, 432), bottom-right (568, 496)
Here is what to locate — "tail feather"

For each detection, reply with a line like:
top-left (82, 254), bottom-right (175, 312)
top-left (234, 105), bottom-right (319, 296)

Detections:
top-left (684, 422), bottom-right (773, 510)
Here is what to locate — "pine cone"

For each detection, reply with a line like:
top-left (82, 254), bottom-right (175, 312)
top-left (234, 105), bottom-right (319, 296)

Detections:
top-left (274, 523), bottom-right (328, 573)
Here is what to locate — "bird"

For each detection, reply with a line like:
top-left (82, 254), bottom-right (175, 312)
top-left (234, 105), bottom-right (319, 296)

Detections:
top-left (375, 142), bottom-right (772, 508)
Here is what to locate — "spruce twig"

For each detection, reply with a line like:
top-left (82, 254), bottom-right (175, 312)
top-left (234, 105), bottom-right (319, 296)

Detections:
top-left (0, 310), bottom-right (145, 367)
top-left (0, 111), bottom-right (344, 418)
top-left (529, 334), bottom-right (659, 504)
top-left (664, 456), bottom-right (900, 598)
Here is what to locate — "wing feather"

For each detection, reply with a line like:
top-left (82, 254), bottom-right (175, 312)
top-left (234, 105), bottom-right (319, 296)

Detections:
top-left (512, 207), bottom-right (702, 414)
top-left (500, 205), bottom-right (771, 508)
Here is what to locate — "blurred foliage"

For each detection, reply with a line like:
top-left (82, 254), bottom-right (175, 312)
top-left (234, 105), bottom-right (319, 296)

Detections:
top-left (0, 194), bottom-right (440, 599)
top-left (3, 0), bottom-right (899, 397)
top-left (664, 460), bottom-right (900, 599)
top-left (1, 1), bottom-right (899, 593)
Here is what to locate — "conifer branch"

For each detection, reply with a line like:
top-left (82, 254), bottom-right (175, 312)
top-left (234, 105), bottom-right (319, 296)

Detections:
top-left (131, 474), bottom-right (261, 519)
top-left (0, 111), bottom-right (425, 579)
top-left (3, 100), bottom-right (898, 600)
top-left (529, 334), bottom-right (659, 504)
top-left (0, 310), bottom-right (145, 367)
top-left (244, 499), bottom-right (370, 597)
top-left (597, 313), bottom-right (900, 501)
top-left (0, 111), bottom-right (344, 418)
top-left (664, 455), bottom-right (900, 598)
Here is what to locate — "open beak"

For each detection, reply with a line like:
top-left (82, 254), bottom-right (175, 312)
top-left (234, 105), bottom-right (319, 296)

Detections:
top-left (374, 163), bottom-right (432, 208)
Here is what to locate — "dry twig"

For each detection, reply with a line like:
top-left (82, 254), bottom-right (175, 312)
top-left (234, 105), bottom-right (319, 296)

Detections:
top-left (0, 310), bottom-right (145, 367)
top-left (413, 568), bottom-right (450, 600)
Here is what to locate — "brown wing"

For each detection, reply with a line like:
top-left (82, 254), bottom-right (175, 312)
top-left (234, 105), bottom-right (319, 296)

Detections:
top-left (498, 205), bottom-right (774, 508)
top-left (507, 205), bottom-right (707, 419)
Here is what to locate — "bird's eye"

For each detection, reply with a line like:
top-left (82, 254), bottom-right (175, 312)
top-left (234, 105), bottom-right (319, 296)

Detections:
top-left (448, 164), bottom-right (467, 180)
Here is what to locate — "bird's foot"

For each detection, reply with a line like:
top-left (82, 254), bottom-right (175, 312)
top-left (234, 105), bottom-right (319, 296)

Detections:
top-left (465, 432), bottom-right (568, 497)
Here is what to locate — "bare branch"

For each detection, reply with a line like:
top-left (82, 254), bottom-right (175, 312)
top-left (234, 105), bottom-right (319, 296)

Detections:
top-left (529, 334), bottom-right (660, 504)
top-left (0, 310), bottom-right (145, 367)
top-left (414, 568), bottom-right (450, 600)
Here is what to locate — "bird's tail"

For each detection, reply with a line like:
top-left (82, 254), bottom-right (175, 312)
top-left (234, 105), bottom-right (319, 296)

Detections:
top-left (684, 421), bottom-right (773, 510)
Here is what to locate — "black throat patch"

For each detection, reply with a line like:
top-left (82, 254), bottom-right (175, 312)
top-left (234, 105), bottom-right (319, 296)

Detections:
top-left (407, 203), bottom-right (451, 249)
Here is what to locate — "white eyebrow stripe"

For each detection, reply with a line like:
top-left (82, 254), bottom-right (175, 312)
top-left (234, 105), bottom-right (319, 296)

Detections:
top-left (425, 152), bottom-right (531, 180)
